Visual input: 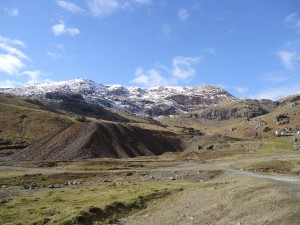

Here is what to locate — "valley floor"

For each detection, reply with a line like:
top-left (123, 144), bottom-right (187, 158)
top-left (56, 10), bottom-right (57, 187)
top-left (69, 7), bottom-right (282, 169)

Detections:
top-left (1, 151), bottom-right (300, 225)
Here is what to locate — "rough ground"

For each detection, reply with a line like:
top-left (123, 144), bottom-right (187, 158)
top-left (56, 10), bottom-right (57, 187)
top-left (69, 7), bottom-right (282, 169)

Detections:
top-left (121, 174), bottom-right (300, 225)
top-left (120, 154), bottom-right (300, 225)
top-left (13, 122), bottom-right (182, 161)
top-left (1, 152), bottom-right (300, 224)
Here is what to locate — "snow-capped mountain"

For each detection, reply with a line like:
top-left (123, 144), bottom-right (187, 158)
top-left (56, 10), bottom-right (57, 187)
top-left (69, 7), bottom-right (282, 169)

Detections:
top-left (0, 78), bottom-right (236, 117)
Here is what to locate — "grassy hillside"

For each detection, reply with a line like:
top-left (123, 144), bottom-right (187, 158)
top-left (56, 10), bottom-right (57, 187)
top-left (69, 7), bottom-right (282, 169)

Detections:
top-left (158, 96), bottom-right (300, 140)
top-left (0, 94), bottom-right (73, 154)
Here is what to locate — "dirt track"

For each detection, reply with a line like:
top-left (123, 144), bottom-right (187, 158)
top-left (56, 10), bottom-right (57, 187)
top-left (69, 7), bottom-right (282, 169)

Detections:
top-left (1, 153), bottom-right (300, 224)
top-left (2, 153), bottom-right (300, 186)
top-left (119, 154), bottom-right (300, 225)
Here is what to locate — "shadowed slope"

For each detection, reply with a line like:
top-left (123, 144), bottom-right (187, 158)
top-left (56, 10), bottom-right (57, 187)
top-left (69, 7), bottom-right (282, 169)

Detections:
top-left (13, 122), bottom-right (182, 161)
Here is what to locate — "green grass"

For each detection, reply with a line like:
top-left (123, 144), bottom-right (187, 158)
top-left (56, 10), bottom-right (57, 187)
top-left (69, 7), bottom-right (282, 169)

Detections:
top-left (0, 102), bottom-right (73, 144)
top-left (259, 136), bottom-right (295, 153)
top-left (0, 172), bottom-right (119, 186)
top-left (0, 182), bottom-right (187, 225)
top-left (229, 136), bottom-right (295, 154)
top-left (243, 160), bottom-right (294, 173)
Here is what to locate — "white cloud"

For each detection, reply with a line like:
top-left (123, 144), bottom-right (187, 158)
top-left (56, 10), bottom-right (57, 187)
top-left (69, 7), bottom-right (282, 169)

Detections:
top-left (285, 13), bottom-right (300, 34)
top-left (132, 67), bottom-right (175, 87)
top-left (87, 0), bottom-right (121, 17)
top-left (278, 50), bottom-right (299, 70)
top-left (0, 54), bottom-right (24, 75)
top-left (0, 79), bottom-right (22, 88)
top-left (251, 85), bottom-right (300, 100)
top-left (0, 43), bottom-right (29, 60)
top-left (22, 70), bottom-right (49, 84)
top-left (235, 87), bottom-right (249, 95)
top-left (52, 21), bottom-right (80, 36)
top-left (0, 35), bottom-right (25, 48)
top-left (3, 7), bottom-right (19, 16)
top-left (132, 56), bottom-right (201, 87)
top-left (57, 0), bottom-right (84, 13)
top-left (22, 70), bottom-right (40, 79)
top-left (178, 8), bottom-right (189, 22)
top-left (0, 36), bottom-right (29, 75)
top-left (172, 56), bottom-right (201, 79)
top-left (0, 35), bottom-right (49, 86)
top-left (87, 0), bottom-right (152, 18)
top-left (0, 71), bottom-right (50, 88)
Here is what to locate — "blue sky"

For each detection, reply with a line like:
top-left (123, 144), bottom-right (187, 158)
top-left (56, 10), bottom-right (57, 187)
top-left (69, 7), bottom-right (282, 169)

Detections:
top-left (0, 0), bottom-right (300, 99)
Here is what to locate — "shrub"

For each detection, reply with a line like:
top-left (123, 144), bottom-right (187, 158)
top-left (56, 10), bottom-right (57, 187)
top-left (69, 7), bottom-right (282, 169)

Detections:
top-left (75, 116), bottom-right (88, 122)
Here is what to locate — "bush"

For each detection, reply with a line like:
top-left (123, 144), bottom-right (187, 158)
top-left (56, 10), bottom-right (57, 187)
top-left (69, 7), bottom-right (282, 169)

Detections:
top-left (181, 127), bottom-right (195, 134)
top-left (19, 114), bottom-right (28, 119)
top-left (263, 126), bottom-right (271, 132)
top-left (75, 116), bottom-right (88, 122)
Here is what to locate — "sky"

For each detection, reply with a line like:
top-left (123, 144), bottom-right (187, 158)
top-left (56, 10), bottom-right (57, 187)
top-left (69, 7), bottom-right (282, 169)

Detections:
top-left (0, 0), bottom-right (300, 99)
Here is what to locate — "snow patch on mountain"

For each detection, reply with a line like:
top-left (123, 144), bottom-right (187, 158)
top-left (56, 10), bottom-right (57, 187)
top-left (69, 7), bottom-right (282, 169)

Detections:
top-left (0, 78), bottom-right (236, 117)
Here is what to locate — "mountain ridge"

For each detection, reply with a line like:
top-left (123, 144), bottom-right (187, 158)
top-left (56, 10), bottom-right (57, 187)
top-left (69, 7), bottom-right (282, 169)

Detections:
top-left (0, 78), bottom-right (236, 117)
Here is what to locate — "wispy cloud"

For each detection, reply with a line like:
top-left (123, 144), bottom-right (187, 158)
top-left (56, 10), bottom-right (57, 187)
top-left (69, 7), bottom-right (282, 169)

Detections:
top-left (133, 67), bottom-right (176, 87)
top-left (191, 3), bottom-right (201, 11)
top-left (87, 0), bottom-right (152, 18)
top-left (0, 35), bottom-right (28, 75)
top-left (160, 23), bottom-right (172, 37)
top-left (277, 50), bottom-right (299, 70)
top-left (0, 71), bottom-right (50, 88)
top-left (132, 0), bottom-right (152, 5)
top-left (56, 0), bottom-right (84, 13)
top-left (251, 84), bottom-right (300, 100)
top-left (178, 8), bottom-right (189, 22)
top-left (285, 13), bottom-right (300, 34)
top-left (0, 79), bottom-right (22, 88)
top-left (0, 43), bottom-right (29, 60)
top-left (132, 56), bottom-right (202, 87)
top-left (203, 48), bottom-right (216, 54)
top-left (22, 70), bottom-right (50, 84)
top-left (0, 35), bottom-right (50, 87)
top-left (52, 21), bottom-right (80, 36)
top-left (262, 73), bottom-right (289, 83)
top-left (0, 35), bottom-right (25, 48)
top-left (172, 56), bottom-right (201, 79)
top-left (235, 87), bottom-right (249, 95)
top-left (46, 52), bottom-right (62, 59)
top-left (3, 7), bottom-right (19, 16)
top-left (87, 0), bottom-right (120, 18)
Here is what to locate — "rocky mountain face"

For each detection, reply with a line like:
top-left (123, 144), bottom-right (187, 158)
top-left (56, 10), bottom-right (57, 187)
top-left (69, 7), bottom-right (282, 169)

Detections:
top-left (0, 78), bottom-right (236, 117)
top-left (189, 99), bottom-right (280, 121)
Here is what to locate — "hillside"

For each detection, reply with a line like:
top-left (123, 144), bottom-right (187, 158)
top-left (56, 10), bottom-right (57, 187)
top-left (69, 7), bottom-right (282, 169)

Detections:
top-left (158, 94), bottom-right (300, 139)
top-left (1, 81), bottom-right (300, 160)
top-left (0, 94), bottom-right (74, 154)
top-left (13, 121), bottom-right (182, 161)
